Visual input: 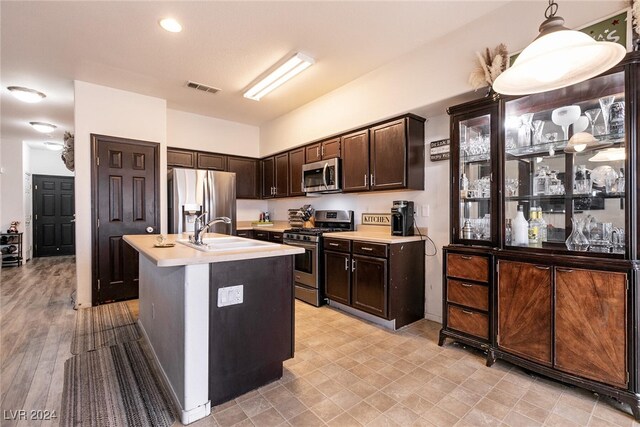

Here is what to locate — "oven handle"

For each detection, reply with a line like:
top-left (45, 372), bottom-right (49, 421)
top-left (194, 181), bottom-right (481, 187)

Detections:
top-left (283, 239), bottom-right (317, 250)
top-left (322, 162), bottom-right (329, 190)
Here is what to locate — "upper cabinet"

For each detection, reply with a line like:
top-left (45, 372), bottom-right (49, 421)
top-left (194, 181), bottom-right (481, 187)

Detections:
top-left (274, 153), bottom-right (289, 197)
top-left (227, 156), bottom-right (260, 199)
top-left (167, 148), bottom-right (196, 168)
top-left (343, 115), bottom-right (425, 193)
top-left (305, 137), bottom-right (341, 163)
top-left (288, 148), bottom-right (305, 197)
top-left (197, 152), bottom-right (226, 170)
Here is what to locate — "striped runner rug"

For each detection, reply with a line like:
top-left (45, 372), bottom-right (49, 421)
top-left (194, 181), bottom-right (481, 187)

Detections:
top-left (61, 340), bottom-right (177, 427)
top-left (71, 302), bottom-right (141, 354)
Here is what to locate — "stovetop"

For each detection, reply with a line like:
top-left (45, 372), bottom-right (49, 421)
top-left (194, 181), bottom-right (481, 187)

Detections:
top-left (284, 210), bottom-right (354, 243)
top-left (284, 227), bottom-right (350, 236)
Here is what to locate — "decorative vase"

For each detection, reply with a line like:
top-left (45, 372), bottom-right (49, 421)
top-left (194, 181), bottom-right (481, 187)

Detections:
top-left (565, 217), bottom-right (590, 251)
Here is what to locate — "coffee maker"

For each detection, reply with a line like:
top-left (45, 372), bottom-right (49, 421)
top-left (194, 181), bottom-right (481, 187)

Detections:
top-left (391, 200), bottom-right (414, 236)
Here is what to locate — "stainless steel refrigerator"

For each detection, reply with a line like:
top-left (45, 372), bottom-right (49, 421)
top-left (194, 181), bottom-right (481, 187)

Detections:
top-left (168, 168), bottom-right (236, 235)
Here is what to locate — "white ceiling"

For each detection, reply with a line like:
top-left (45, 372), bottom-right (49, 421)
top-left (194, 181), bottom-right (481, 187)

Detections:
top-left (1, 1), bottom-right (509, 146)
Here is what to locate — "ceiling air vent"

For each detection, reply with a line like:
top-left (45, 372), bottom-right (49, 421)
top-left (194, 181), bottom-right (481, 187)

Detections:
top-left (186, 81), bottom-right (221, 94)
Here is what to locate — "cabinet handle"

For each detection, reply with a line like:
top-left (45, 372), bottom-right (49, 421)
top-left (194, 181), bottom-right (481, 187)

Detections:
top-left (364, 174), bottom-right (368, 186)
top-left (557, 268), bottom-right (574, 273)
top-left (462, 310), bottom-right (474, 315)
top-left (371, 174), bottom-right (375, 186)
top-left (534, 265), bottom-right (550, 270)
top-left (461, 283), bottom-right (473, 288)
top-left (321, 145), bottom-right (325, 157)
top-left (361, 247), bottom-right (373, 251)
top-left (329, 243), bottom-right (340, 247)
top-left (460, 255), bottom-right (473, 260)
top-left (352, 259), bottom-right (356, 272)
top-left (345, 258), bottom-right (349, 271)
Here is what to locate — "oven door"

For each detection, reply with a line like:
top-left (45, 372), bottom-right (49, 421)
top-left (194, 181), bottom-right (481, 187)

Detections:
top-left (284, 239), bottom-right (318, 288)
top-left (302, 159), bottom-right (340, 193)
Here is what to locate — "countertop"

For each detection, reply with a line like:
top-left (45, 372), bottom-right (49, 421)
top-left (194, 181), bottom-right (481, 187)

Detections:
top-left (124, 233), bottom-right (304, 267)
top-left (236, 221), bottom-right (290, 233)
top-left (323, 230), bottom-right (427, 244)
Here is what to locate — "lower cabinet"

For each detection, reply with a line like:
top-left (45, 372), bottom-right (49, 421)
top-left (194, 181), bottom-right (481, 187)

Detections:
top-left (253, 230), bottom-right (282, 243)
top-left (324, 238), bottom-right (424, 329)
top-left (235, 229), bottom-right (254, 239)
top-left (497, 260), bottom-right (552, 366)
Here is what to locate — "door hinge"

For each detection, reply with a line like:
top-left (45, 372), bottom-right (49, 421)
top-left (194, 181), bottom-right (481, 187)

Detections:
top-left (97, 279), bottom-right (101, 290)
top-left (626, 279), bottom-right (629, 291)
top-left (96, 157), bottom-right (100, 166)
top-left (97, 218), bottom-right (100, 228)
top-left (35, 214), bottom-right (38, 220)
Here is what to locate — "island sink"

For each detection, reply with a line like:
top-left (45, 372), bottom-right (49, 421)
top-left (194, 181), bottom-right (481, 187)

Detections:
top-left (177, 236), bottom-right (278, 252)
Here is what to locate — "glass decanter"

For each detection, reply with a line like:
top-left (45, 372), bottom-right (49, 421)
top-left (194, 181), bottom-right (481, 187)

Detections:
top-left (533, 166), bottom-right (550, 196)
top-left (565, 217), bottom-right (590, 251)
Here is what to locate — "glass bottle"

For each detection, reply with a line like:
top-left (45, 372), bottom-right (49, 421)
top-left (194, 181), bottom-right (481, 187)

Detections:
top-left (505, 219), bottom-right (512, 245)
top-left (537, 207), bottom-right (548, 243)
top-left (512, 206), bottom-right (528, 246)
top-left (528, 208), bottom-right (539, 246)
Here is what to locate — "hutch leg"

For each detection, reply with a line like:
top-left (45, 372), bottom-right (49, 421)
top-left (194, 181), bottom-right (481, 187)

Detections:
top-left (486, 349), bottom-right (496, 367)
top-left (437, 331), bottom-right (446, 347)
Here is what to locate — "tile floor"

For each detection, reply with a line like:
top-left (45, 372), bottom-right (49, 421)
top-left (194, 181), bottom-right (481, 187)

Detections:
top-left (190, 302), bottom-right (640, 427)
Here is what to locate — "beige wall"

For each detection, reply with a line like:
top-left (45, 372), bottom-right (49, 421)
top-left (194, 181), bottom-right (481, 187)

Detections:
top-left (74, 81), bottom-right (167, 308)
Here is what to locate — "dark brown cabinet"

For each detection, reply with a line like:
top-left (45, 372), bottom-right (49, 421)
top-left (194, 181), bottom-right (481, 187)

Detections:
top-left (235, 229), bottom-right (254, 239)
top-left (306, 137), bottom-right (341, 163)
top-left (167, 148), bottom-right (196, 168)
top-left (274, 153), bottom-right (289, 197)
top-left (253, 230), bottom-right (282, 242)
top-left (497, 260), bottom-right (552, 366)
top-left (555, 268), bottom-right (627, 388)
top-left (323, 237), bottom-right (424, 329)
top-left (342, 130), bottom-right (370, 192)
top-left (197, 152), bottom-right (226, 170)
top-left (227, 156), bottom-right (260, 199)
top-left (288, 148), bottom-right (305, 196)
top-left (261, 157), bottom-right (275, 199)
top-left (369, 119), bottom-right (407, 190)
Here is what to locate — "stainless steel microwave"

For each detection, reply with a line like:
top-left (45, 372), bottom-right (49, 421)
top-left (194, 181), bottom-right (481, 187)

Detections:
top-left (302, 158), bottom-right (341, 193)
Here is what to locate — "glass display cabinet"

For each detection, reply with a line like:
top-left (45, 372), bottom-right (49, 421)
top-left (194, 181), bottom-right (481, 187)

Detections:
top-left (441, 52), bottom-right (640, 421)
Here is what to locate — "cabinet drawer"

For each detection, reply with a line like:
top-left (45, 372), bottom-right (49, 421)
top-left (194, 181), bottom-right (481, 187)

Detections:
top-left (448, 305), bottom-right (488, 340)
top-left (269, 232), bottom-right (283, 243)
top-left (324, 238), bottom-right (350, 252)
top-left (236, 230), bottom-right (254, 239)
top-left (446, 253), bottom-right (489, 282)
top-left (254, 231), bottom-right (270, 241)
top-left (447, 280), bottom-right (488, 311)
top-left (353, 241), bottom-right (387, 258)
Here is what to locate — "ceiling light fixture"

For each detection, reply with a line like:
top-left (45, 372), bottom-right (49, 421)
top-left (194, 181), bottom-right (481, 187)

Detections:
top-left (244, 52), bottom-right (315, 101)
top-left (7, 86), bottom-right (46, 103)
top-left (44, 142), bottom-right (63, 151)
top-left (29, 121), bottom-right (57, 133)
top-left (159, 18), bottom-right (182, 33)
top-left (492, 0), bottom-right (626, 95)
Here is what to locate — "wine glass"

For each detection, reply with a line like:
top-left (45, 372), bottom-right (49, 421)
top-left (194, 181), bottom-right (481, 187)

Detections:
top-left (532, 120), bottom-right (544, 145)
top-left (573, 116), bottom-right (589, 134)
top-left (551, 105), bottom-right (581, 142)
top-left (599, 96), bottom-right (615, 135)
top-left (584, 108), bottom-right (601, 135)
top-left (518, 113), bottom-right (534, 147)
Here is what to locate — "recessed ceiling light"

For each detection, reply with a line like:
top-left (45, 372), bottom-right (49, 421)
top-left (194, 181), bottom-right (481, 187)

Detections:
top-left (44, 142), bottom-right (63, 151)
top-left (7, 86), bottom-right (46, 103)
top-left (29, 121), bottom-right (57, 133)
top-left (244, 52), bottom-right (315, 101)
top-left (159, 18), bottom-right (182, 33)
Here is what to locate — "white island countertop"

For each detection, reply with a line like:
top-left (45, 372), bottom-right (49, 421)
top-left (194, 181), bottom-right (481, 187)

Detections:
top-left (124, 233), bottom-right (304, 267)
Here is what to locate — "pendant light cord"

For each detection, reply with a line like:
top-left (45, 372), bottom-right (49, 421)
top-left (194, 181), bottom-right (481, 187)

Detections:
top-left (545, 0), bottom-right (558, 19)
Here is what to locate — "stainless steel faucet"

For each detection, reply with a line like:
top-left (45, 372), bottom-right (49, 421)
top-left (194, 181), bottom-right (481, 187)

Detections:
top-left (192, 213), bottom-right (232, 245)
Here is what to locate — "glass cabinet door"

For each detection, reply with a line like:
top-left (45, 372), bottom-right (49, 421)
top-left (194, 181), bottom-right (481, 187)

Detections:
top-left (503, 71), bottom-right (626, 255)
top-left (453, 106), bottom-right (498, 246)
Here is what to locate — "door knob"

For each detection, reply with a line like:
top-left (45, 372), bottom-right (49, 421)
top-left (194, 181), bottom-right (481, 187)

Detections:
top-left (146, 226), bottom-right (154, 233)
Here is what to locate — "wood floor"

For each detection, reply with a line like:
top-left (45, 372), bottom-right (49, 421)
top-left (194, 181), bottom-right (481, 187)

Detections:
top-left (1, 256), bottom-right (76, 427)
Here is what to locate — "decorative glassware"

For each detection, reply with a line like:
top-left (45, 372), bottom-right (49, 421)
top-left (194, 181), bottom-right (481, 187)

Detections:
top-left (609, 101), bottom-right (625, 136)
top-left (584, 108), bottom-right (601, 135)
top-left (533, 166), bottom-right (550, 196)
top-left (532, 120), bottom-right (545, 145)
top-left (566, 217), bottom-right (590, 251)
top-left (547, 171), bottom-right (564, 195)
top-left (517, 113), bottom-right (534, 147)
top-left (551, 105), bottom-right (581, 141)
top-left (574, 165), bottom-right (592, 194)
top-left (598, 95), bottom-right (615, 135)
top-left (505, 178), bottom-right (519, 197)
top-left (573, 116), bottom-right (589, 134)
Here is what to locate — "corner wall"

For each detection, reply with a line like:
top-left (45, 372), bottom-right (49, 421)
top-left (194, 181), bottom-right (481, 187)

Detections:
top-left (74, 81), bottom-right (167, 307)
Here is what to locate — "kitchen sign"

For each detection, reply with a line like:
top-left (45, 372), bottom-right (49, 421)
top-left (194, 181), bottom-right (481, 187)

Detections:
top-left (430, 139), bottom-right (450, 161)
top-left (362, 213), bottom-right (391, 226)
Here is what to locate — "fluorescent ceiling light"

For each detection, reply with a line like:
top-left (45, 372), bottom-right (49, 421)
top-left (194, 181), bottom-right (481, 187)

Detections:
top-left (44, 142), bottom-right (63, 151)
top-left (7, 86), bottom-right (46, 103)
top-left (159, 18), bottom-right (182, 33)
top-left (244, 53), bottom-right (314, 101)
top-left (29, 121), bottom-right (57, 133)
top-left (492, 1), bottom-right (626, 95)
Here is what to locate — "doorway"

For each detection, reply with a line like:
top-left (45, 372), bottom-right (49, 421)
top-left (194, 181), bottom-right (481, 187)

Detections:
top-left (32, 175), bottom-right (75, 257)
top-left (91, 134), bottom-right (159, 305)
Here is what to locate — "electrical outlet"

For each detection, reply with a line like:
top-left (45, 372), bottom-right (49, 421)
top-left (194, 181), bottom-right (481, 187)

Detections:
top-left (217, 285), bottom-right (244, 307)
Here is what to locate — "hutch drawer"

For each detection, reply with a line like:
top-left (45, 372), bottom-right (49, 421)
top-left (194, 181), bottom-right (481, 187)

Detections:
top-left (446, 253), bottom-right (489, 282)
top-left (447, 305), bottom-right (489, 340)
top-left (447, 279), bottom-right (488, 311)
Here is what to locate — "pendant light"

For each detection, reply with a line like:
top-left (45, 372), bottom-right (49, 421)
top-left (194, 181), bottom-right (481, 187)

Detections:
top-left (492, 0), bottom-right (626, 95)
top-left (564, 132), bottom-right (611, 153)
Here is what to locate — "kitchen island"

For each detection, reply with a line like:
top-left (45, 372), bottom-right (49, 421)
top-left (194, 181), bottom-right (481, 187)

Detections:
top-left (123, 233), bottom-right (304, 425)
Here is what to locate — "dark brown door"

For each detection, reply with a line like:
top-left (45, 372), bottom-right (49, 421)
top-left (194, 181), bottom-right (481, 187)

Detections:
top-left (197, 152), bottom-right (227, 170)
top-left (288, 148), bottom-right (305, 196)
top-left (305, 143), bottom-right (321, 163)
top-left (324, 251), bottom-right (350, 305)
top-left (92, 134), bottom-right (159, 305)
top-left (228, 156), bottom-right (259, 199)
top-left (352, 254), bottom-right (387, 318)
top-left (497, 260), bottom-right (552, 365)
top-left (342, 130), bottom-right (370, 192)
top-left (370, 119), bottom-right (406, 190)
top-left (555, 268), bottom-right (627, 387)
top-left (167, 147), bottom-right (195, 168)
top-left (274, 153), bottom-right (289, 197)
top-left (322, 138), bottom-right (341, 159)
top-left (33, 175), bottom-right (75, 257)
top-left (261, 157), bottom-right (274, 198)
